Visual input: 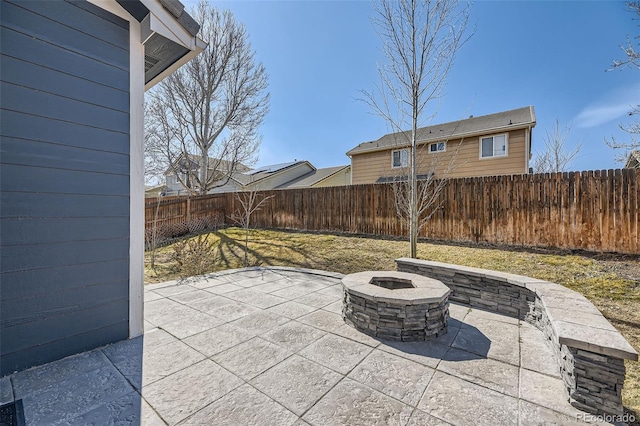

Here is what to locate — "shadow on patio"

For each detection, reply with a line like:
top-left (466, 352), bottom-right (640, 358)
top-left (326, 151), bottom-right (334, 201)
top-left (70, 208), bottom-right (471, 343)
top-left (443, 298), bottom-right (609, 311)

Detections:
top-left (1, 267), bottom-right (602, 425)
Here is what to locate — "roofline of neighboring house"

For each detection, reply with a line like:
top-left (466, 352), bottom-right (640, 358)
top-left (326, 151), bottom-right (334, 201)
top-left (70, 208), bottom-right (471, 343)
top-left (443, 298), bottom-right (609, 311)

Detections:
top-left (275, 165), bottom-right (351, 189)
top-left (346, 107), bottom-right (537, 157)
top-left (243, 160), bottom-right (316, 187)
top-left (163, 154), bottom-right (248, 176)
top-left (309, 165), bottom-right (351, 186)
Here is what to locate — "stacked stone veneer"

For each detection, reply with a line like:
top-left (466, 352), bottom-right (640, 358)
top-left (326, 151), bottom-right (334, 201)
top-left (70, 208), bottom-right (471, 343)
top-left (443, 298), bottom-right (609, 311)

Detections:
top-left (396, 258), bottom-right (638, 417)
top-left (342, 271), bottom-right (450, 342)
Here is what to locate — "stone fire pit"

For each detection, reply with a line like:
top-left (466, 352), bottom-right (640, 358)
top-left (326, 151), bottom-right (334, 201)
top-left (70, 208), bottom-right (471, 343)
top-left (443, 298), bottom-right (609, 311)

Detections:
top-left (342, 271), bottom-right (450, 341)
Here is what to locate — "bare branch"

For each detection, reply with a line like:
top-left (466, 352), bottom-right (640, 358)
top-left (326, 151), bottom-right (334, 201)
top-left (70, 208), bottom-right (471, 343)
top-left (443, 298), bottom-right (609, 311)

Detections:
top-left (361, 0), bottom-right (471, 258)
top-left (605, 2), bottom-right (640, 163)
top-left (232, 187), bottom-right (274, 267)
top-left (146, 1), bottom-right (269, 194)
top-left (532, 119), bottom-right (581, 173)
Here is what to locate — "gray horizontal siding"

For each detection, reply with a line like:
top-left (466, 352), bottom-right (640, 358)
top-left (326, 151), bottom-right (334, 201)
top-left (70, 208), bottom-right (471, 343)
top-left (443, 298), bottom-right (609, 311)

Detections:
top-left (1, 217), bottom-right (129, 246)
top-left (1, 82), bottom-right (129, 132)
top-left (2, 281), bottom-right (129, 331)
top-left (2, 0), bottom-right (128, 70)
top-left (0, 0), bottom-right (131, 375)
top-left (1, 110), bottom-right (129, 155)
top-left (1, 25), bottom-right (128, 91)
top-left (1, 55), bottom-right (129, 112)
top-left (2, 137), bottom-right (129, 175)
top-left (2, 298), bottom-right (129, 356)
top-left (1, 259), bottom-right (129, 301)
top-left (0, 322), bottom-right (129, 377)
top-left (1, 239), bottom-right (130, 274)
top-left (1, 192), bottom-right (129, 218)
top-left (1, 164), bottom-right (129, 195)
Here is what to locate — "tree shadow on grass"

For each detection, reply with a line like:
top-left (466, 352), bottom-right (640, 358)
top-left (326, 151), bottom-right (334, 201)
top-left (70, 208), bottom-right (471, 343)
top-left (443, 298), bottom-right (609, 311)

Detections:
top-left (212, 230), bottom-right (317, 270)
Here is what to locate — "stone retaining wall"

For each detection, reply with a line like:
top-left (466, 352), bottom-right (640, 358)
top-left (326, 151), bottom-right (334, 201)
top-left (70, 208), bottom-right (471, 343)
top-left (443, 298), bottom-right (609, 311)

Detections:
top-left (395, 258), bottom-right (638, 417)
top-left (395, 259), bottom-right (535, 319)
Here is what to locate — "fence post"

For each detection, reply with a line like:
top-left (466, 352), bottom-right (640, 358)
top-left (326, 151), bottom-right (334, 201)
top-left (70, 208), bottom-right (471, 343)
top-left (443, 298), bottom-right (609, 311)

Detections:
top-left (186, 197), bottom-right (191, 222)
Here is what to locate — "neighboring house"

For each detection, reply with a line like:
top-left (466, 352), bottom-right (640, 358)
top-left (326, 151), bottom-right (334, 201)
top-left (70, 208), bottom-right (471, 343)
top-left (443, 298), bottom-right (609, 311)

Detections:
top-left (347, 106), bottom-right (537, 184)
top-left (278, 165), bottom-right (351, 189)
top-left (165, 160), bottom-right (350, 194)
top-left (0, 0), bottom-right (205, 376)
top-left (145, 184), bottom-right (168, 198)
top-left (624, 150), bottom-right (640, 169)
top-left (164, 154), bottom-right (251, 194)
top-left (208, 161), bottom-right (316, 193)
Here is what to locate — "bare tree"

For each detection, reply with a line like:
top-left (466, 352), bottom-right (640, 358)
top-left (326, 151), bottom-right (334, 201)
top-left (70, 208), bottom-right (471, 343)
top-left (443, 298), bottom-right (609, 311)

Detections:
top-left (533, 120), bottom-right (581, 173)
top-left (606, 1), bottom-right (639, 163)
top-left (232, 189), bottom-right (274, 267)
top-left (144, 101), bottom-right (169, 186)
top-left (361, 0), bottom-right (470, 258)
top-left (390, 142), bottom-right (460, 244)
top-left (146, 1), bottom-right (269, 195)
top-left (145, 196), bottom-right (163, 270)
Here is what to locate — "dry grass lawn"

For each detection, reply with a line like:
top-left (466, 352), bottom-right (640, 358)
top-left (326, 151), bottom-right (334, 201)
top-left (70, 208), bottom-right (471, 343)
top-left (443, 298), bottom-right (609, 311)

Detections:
top-left (145, 227), bottom-right (640, 417)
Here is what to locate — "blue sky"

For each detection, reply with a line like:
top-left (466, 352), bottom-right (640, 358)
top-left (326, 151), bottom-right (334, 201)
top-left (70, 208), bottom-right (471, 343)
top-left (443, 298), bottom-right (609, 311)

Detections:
top-left (191, 0), bottom-right (639, 171)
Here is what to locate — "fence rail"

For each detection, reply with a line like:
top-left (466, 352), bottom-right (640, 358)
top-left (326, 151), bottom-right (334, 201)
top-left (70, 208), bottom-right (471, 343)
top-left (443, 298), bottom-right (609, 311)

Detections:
top-left (145, 169), bottom-right (640, 255)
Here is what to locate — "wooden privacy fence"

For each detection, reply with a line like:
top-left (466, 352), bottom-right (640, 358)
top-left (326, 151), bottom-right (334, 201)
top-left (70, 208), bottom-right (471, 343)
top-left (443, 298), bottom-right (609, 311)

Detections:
top-left (144, 194), bottom-right (227, 233)
top-left (145, 169), bottom-right (640, 255)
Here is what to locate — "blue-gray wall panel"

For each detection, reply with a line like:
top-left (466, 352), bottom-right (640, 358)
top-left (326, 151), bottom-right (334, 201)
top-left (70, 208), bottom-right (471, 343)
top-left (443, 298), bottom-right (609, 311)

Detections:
top-left (2, 239), bottom-right (129, 274)
top-left (2, 282), bottom-right (129, 332)
top-left (1, 110), bottom-right (129, 155)
top-left (16, 0), bottom-right (128, 41)
top-left (2, 0), bottom-right (128, 70)
top-left (1, 55), bottom-right (129, 112)
top-left (1, 260), bottom-right (130, 301)
top-left (2, 299), bottom-right (129, 355)
top-left (0, 0), bottom-right (131, 375)
top-left (1, 137), bottom-right (129, 175)
top-left (1, 82), bottom-right (129, 133)
top-left (1, 192), bottom-right (129, 218)
top-left (1, 164), bottom-right (129, 195)
top-left (1, 26), bottom-right (128, 91)
top-left (0, 322), bottom-right (130, 377)
top-left (1, 217), bottom-right (129, 246)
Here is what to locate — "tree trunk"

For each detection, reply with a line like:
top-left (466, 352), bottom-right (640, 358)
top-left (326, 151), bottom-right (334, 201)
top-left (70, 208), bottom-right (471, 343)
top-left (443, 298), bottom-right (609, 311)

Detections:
top-left (200, 149), bottom-right (208, 195)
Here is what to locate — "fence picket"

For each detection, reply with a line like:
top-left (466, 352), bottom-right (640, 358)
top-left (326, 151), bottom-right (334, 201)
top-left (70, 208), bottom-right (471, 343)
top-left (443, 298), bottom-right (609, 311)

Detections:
top-left (145, 169), bottom-right (640, 254)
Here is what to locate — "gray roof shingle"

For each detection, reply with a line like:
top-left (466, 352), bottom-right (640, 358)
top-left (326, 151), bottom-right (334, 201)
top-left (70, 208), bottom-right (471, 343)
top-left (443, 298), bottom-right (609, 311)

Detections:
top-left (277, 165), bottom-right (350, 189)
top-left (347, 106), bottom-right (536, 156)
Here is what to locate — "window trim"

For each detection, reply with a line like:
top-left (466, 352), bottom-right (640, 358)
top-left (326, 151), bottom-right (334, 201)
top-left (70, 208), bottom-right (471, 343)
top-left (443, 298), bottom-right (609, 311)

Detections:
top-left (391, 148), bottom-right (409, 168)
top-left (479, 133), bottom-right (509, 159)
top-left (428, 141), bottom-right (446, 154)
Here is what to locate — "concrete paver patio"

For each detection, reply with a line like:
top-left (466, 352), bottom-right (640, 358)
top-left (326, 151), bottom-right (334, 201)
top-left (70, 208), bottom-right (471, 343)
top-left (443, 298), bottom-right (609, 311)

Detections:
top-left (1, 267), bottom-right (610, 425)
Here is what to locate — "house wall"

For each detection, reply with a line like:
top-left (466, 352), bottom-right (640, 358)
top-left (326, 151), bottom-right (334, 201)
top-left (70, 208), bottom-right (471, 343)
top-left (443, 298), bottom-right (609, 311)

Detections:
top-left (248, 163), bottom-right (315, 191)
top-left (313, 167), bottom-right (352, 187)
top-left (208, 179), bottom-right (244, 194)
top-left (0, 0), bottom-right (131, 375)
top-left (351, 128), bottom-right (529, 184)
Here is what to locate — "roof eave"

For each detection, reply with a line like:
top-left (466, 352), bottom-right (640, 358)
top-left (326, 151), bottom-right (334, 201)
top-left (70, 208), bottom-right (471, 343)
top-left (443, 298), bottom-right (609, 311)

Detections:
top-left (347, 121), bottom-right (536, 156)
top-left (139, 0), bottom-right (207, 90)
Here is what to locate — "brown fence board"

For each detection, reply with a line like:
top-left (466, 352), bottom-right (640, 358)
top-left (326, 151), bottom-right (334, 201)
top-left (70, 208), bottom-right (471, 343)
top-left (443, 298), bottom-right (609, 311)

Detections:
top-left (145, 169), bottom-right (640, 255)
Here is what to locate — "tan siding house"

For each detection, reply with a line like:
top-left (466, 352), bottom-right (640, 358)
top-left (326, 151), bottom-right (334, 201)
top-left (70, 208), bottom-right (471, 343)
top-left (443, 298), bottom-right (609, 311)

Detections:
top-left (347, 106), bottom-right (536, 184)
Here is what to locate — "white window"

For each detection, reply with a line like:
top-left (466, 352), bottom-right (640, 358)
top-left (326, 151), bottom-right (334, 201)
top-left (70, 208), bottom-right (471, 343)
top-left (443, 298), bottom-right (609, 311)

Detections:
top-left (392, 148), bottom-right (409, 168)
top-left (480, 134), bottom-right (508, 158)
top-left (429, 142), bottom-right (446, 153)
